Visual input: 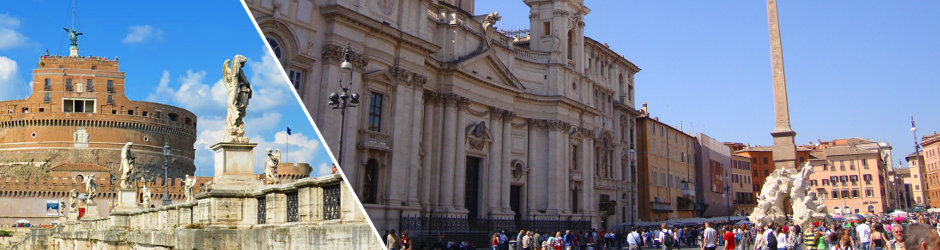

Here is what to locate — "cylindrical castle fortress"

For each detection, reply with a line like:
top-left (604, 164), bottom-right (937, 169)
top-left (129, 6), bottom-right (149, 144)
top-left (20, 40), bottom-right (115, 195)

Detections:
top-left (0, 54), bottom-right (197, 181)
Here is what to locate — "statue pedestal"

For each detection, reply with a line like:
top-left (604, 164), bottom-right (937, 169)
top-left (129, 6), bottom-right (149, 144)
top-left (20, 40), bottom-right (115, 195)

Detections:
top-left (69, 46), bottom-right (78, 57)
top-left (210, 142), bottom-right (261, 190)
top-left (83, 203), bottom-right (99, 219)
top-left (115, 188), bottom-right (138, 212)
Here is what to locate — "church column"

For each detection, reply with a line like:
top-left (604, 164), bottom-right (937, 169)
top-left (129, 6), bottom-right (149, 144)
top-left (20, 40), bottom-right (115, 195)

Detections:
top-left (526, 120), bottom-right (536, 217)
top-left (408, 87), bottom-right (425, 206)
top-left (431, 94), bottom-right (444, 209)
top-left (500, 112), bottom-right (514, 213)
top-left (389, 84), bottom-right (414, 205)
top-left (453, 98), bottom-right (469, 210)
top-left (547, 121), bottom-right (562, 213)
top-left (487, 108), bottom-right (503, 215)
top-left (438, 95), bottom-right (457, 211)
top-left (420, 94), bottom-right (434, 209)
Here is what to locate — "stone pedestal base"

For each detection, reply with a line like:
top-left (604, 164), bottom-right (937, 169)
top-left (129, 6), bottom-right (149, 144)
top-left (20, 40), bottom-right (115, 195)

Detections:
top-left (194, 190), bottom-right (254, 227)
top-left (83, 204), bottom-right (99, 219)
top-left (115, 188), bottom-right (138, 212)
top-left (70, 46), bottom-right (78, 57)
top-left (210, 142), bottom-right (261, 191)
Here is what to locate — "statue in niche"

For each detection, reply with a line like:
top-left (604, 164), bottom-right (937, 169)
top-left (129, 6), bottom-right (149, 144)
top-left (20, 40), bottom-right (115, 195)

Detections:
top-left (222, 55), bottom-right (252, 143)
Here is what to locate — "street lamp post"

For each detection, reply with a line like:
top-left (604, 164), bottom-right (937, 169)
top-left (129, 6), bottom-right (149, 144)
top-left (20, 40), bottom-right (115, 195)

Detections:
top-left (162, 141), bottom-right (171, 206)
top-left (328, 43), bottom-right (361, 168)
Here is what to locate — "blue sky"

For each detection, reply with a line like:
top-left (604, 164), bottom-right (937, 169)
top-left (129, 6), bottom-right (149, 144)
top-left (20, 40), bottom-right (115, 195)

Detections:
top-left (479, 1), bottom-right (940, 167)
top-left (0, 0), bottom-right (336, 177)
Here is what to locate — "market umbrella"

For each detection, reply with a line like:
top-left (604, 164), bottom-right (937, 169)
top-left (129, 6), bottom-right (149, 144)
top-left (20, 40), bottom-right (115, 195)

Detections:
top-left (888, 210), bottom-right (909, 217)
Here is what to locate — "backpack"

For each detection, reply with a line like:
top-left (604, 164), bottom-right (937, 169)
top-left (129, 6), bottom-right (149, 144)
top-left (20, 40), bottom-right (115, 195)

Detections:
top-left (663, 231), bottom-right (675, 247)
top-left (767, 232), bottom-right (777, 250)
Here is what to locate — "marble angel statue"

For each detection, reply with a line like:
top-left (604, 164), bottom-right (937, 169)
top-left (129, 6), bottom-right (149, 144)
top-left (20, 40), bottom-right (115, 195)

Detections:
top-left (184, 175), bottom-right (196, 203)
top-left (263, 148), bottom-right (281, 184)
top-left (222, 55), bottom-right (251, 142)
top-left (120, 142), bottom-right (135, 188)
top-left (140, 177), bottom-right (152, 207)
top-left (83, 174), bottom-right (98, 205)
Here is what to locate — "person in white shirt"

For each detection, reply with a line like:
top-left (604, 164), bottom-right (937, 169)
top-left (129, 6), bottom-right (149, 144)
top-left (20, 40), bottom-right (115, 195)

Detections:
top-left (776, 227), bottom-right (788, 250)
top-left (703, 222), bottom-right (718, 250)
top-left (660, 224), bottom-right (675, 250)
top-left (856, 220), bottom-right (872, 250)
top-left (628, 228), bottom-right (642, 250)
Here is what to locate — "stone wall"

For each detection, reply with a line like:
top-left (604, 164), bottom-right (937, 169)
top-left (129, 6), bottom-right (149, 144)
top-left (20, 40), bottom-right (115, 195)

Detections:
top-left (11, 174), bottom-right (382, 249)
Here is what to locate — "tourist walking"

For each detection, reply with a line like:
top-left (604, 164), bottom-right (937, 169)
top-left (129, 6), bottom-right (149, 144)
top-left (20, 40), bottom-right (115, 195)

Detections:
top-left (628, 227), bottom-right (642, 250)
top-left (887, 224), bottom-right (904, 250)
top-left (839, 229), bottom-right (857, 250)
top-left (740, 225), bottom-right (754, 250)
top-left (725, 226), bottom-right (737, 250)
top-left (870, 223), bottom-right (886, 250)
top-left (387, 229), bottom-right (401, 250)
top-left (858, 220), bottom-right (872, 250)
top-left (703, 222), bottom-right (718, 250)
top-left (661, 223), bottom-right (676, 250)
top-left (778, 227), bottom-right (790, 250)
top-left (790, 226), bottom-right (803, 250)
top-left (401, 231), bottom-right (412, 250)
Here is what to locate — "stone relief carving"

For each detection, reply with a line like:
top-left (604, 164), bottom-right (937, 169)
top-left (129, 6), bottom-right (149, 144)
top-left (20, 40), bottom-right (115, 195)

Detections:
top-left (390, 66), bottom-right (428, 87)
top-left (222, 55), bottom-right (252, 143)
top-left (73, 127), bottom-right (89, 143)
top-left (465, 121), bottom-right (492, 151)
top-left (321, 44), bottom-right (368, 71)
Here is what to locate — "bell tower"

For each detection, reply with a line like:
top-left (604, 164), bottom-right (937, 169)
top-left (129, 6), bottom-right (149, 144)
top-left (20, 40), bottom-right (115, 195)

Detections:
top-left (524, 0), bottom-right (589, 70)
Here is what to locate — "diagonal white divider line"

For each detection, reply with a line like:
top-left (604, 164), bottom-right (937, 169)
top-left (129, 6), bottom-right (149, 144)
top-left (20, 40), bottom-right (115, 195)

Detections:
top-left (237, 0), bottom-right (386, 247)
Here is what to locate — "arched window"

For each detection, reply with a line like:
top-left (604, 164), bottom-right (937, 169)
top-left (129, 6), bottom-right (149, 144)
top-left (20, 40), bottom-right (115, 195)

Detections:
top-left (362, 159), bottom-right (380, 204)
top-left (266, 37), bottom-right (282, 60)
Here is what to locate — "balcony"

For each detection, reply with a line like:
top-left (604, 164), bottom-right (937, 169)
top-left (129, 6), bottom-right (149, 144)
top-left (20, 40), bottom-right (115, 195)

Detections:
top-left (651, 202), bottom-right (672, 212)
top-left (358, 130), bottom-right (391, 151)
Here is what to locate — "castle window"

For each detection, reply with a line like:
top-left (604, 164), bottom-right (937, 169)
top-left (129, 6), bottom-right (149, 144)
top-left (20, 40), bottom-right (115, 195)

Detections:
top-left (168, 113), bottom-right (179, 121)
top-left (44, 93), bottom-right (50, 103)
top-left (107, 80), bottom-right (114, 93)
top-left (91, 66), bottom-right (96, 70)
top-left (44, 78), bottom-right (51, 91)
top-left (21, 107), bottom-right (28, 113)
top-left (156, 111), bottom-right (162, 119)
top-left (127, 110), bottom-right (134, 116)
top-left (63, 99), bottom-right (95, 113)
top-left (86, 79), bottom-right (94, 92)
top-left (185, 117), bottom-right (192, 125)
top-left (142, 111), bottom-right (148, 117)
top-left (107, 95), bottom-right (114, 105)
top-left (66, 79), bottom-right (73, 91)
top-left (38, 108), bottom-right (44, 112)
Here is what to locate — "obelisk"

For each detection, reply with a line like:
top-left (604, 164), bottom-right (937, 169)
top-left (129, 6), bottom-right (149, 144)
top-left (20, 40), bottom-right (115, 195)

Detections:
top-left (767, 0), bottom-right (797, 170)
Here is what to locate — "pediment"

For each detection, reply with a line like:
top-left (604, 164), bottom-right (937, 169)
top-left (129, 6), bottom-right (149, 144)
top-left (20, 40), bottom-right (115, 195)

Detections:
top-left (364, 70), bottom-right (395, 85)
top-left (456, 50), bottom-right (525, 91)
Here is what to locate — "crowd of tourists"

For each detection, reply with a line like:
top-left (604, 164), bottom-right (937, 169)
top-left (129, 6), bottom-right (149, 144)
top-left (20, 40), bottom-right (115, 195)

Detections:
top-left (386, 214), bottom-right (940, 250)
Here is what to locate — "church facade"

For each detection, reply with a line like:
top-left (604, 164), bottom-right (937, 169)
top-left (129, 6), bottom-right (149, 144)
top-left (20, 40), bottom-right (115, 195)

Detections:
top-left (247, 0), bottom-right (641, 233)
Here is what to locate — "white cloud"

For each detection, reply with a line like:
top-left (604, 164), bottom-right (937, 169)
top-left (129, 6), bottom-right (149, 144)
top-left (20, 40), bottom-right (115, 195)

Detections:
top-left (315, 163), bottom-right (332, 177)
top-left (146, 70), bottom-right (227, 115)
top-left (0, 56), bottom-right (26, 100)
top-left (122, 25), bottom-right (163, 44)
top-left (0, 14), bottom-right (27, 49)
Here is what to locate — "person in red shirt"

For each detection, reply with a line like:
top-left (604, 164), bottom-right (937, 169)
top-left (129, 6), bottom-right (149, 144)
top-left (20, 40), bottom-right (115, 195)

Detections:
top-left (724, 226), bottom-right (736, 250)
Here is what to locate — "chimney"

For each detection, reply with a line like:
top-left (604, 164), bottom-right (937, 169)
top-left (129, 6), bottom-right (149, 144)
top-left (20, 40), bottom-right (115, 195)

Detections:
top-left (641, 102), bottom-right (648, 114)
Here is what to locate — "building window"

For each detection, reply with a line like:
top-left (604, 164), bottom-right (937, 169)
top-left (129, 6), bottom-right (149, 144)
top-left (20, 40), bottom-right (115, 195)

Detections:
top-left (763, 157), bottom-right (768, 164)
top-left (543, 22), bottom-right (551, 35)
top-left (832, 190), bottom-right (839, 199)
top-left (362, 159), bottom-right (380, 204)
top-left (107, 80), bottom-right (114, 93)
top-left (44, 93), bottom-right (50, 103)
top-left (44, 78), bottom-right (51, 91)
top-left (267, 37), bottom-right (282, 60)
top-left (91, 66), bottom-right (96, 70)
top-left (288, 69), bottom-right (303, 91)
top-left (63, 99), bottom-right (95, 113)
top-left (65, 78), bottom-right (73, 91)
top-left (865, 188), bottom-right (874, 197)
top-left (107, 95), bottom-right (114, 105)
top-left (86, 79), bottom-right (93, 92)
top-left (367, 92), bottom-right (383, 132)
top-left (862, 159), bottom-right (868, 169)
